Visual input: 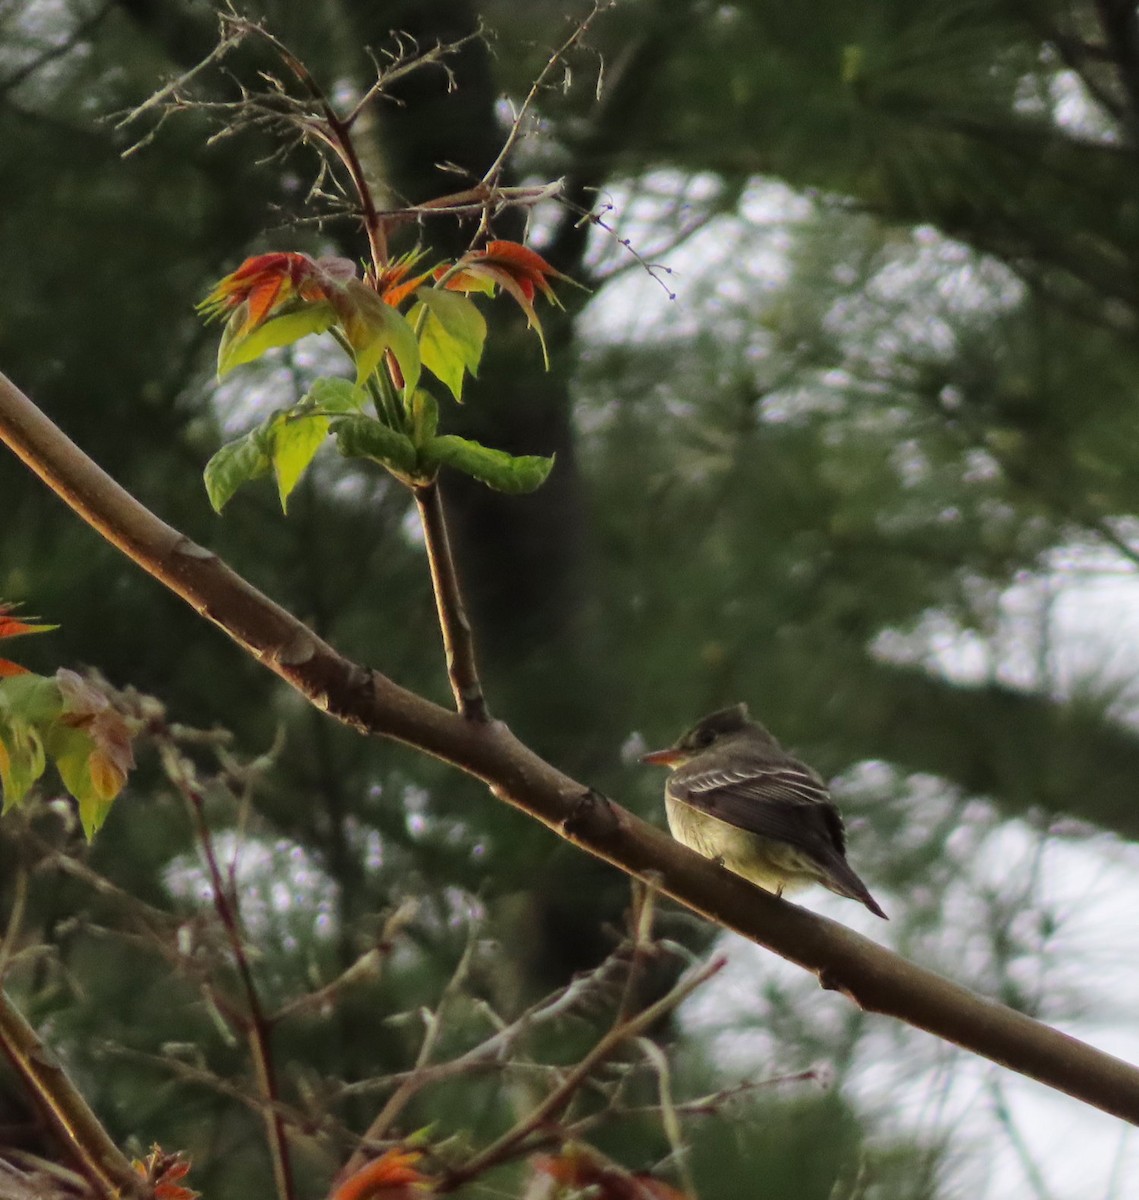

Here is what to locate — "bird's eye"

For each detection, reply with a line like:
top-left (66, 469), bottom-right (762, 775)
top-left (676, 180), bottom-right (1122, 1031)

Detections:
top-left (696, 728), bottom-right (715, 747)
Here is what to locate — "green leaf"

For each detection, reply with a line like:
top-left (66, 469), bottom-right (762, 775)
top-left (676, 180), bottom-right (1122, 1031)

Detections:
top-left (272, 414), bottom-right (331, 512)
top-left (203, 433), bottom-right (273, 513)
top-left (334, 281), bottom-right (421, 394)
top-left (305, 377), bottom-right (368, 414)
top-left (0, 672), bottom-right (65, 725)
top-left (413, 289), bottom-right (487, 402)
top-left (49, 725), bottom-right (114, 838)
top-left (423, 435), bottom-right (554, 494)
top-left (0, 715), bottom-right (46, 811)
top-left (217, 301), bottom-right (336, 378)
top-left (333, 415), bottom-right (418, 478)
top-left (410, 389), bottom-right (439, 448)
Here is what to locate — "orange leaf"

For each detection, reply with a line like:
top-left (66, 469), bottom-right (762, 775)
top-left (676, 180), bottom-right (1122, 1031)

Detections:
top-left (0, 602), bottom-right (56, 677)
top-left (532, 1149), bottom-right (690, 1200)
top-left (0, 602), bottom-right (57, 641)
top-left (444, 241), bottom-right (568, 366)
top-left (369, 250), bottom-right (434, 309)
top-left (134, 1148), bottom-right (199, 1200)
top-left (330, 1148), bottom-right (432, 1200)
top-left (198, 252), bottom-right (356, 334)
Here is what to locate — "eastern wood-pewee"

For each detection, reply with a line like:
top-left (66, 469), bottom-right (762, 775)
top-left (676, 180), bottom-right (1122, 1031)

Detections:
top-left (642, 704), bottom-right (887, 919)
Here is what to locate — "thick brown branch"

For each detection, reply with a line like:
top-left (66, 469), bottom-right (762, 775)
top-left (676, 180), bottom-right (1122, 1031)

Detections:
top-left (4, 368), bottom-right (1139, 1126)
top-left (413, 480), bottom-right (489, 722)
top-left (0, 989), bottom-right (147, 1199)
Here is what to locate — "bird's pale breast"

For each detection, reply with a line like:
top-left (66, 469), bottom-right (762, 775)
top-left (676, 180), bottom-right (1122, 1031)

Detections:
top-left (665, 795), bottom-right (822, 894)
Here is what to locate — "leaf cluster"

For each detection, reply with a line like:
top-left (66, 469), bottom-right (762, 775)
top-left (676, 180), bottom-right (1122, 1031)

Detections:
top-left (198, 244), bottom-right (563, 511)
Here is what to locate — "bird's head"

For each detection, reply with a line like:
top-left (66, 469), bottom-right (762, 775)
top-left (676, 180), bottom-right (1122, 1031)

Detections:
top-left (641, 703), bottom-right (776, 768)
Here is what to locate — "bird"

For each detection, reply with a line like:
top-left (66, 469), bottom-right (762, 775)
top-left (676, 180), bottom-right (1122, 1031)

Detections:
top-left (641, 704), bottom-right (886, 919)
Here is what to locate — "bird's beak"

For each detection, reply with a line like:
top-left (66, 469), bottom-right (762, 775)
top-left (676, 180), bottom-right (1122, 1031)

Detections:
top-left (641, 747), bottom-right (685, 766)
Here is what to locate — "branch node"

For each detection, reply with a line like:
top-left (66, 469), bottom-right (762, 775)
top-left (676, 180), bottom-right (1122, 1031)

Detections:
top-left (561, 788), bottom-right (617, 839)
top-left (172, 537), bottom-right (217, 561)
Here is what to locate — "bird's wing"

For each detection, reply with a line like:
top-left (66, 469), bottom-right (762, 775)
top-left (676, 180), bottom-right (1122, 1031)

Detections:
top-left (668, 761), bottom-right (847, 855)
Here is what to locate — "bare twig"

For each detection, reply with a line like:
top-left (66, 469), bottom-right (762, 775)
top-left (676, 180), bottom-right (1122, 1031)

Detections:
top-left (480, 2), bottom-right (612, 193)
top-left (158, 741), bottom-right (297, 1200)
top-left (0, 989), bottom-right (147, 1199)
top-left (439, 955), bottom-right (726, 1190)
top-left (413, 481), bottom-right (489, 722)
top-left (0, 1), bottom-right (115, 99)
top-left (337, 943), bottom-right (630, 1101)
top-left (0, 868), bottom-right (28, 982)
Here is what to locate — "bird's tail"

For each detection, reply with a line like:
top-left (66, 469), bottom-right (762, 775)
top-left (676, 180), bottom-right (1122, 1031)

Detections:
top-left (819, 853), bottom-right (888, 919)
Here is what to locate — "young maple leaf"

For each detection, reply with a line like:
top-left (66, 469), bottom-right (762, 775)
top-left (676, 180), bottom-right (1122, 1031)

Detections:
top-left (197, 252), bottom-right (355, 332)
top-left (134, 1147), bottom-right (200, 1200)
top-left (0, 602), bottom-right (57, 676)
top-left (329, 1147), bottom-right (433, 1200)
top-left (367, 249), bottom-right (434, 308)
top-left (55, 669), bottom-right (135, 801)
top-left (198, 251), bottom-right (421, 388)
top-left (443, 240), bottom-right (569, 366)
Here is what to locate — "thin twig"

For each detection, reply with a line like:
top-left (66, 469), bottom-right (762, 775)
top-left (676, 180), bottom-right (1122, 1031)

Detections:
top-left (413, 481), bottom-right (489, 721)
top-left (337, 930), bottom-right (480, 1181)
top-left (480, 2), bottom-right (611, 193)
top-left (615, 879), bottom-right (657, 1025)
top-left (0, 989), bottom-right (147, 1199)
top-left (0, 868), bottom-right (28, 982)
top-left (636, 1037), bottom-right (696, 1199)
top-left (160, 741), bottom-right (297, 1200)
top-left (440, 955), bottom-right (726, 1190)
top-left (0, 1), bottom-right (115, 98)
top-left (337, 944), bottom-right (630, 1101)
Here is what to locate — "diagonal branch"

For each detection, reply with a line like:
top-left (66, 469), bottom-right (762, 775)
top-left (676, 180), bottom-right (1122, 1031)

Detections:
top-left (0, 989), bottom-right (147, 1199)
top-left (4, 367), bottom-right (1139, 1127)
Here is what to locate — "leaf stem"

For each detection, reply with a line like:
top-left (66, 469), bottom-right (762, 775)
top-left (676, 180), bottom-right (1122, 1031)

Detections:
top-left (413, 480), bottom-right (490, 722)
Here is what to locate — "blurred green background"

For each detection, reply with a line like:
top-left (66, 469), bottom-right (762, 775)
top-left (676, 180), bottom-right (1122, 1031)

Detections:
top-left (4, 1), bottom-right (1139, 1196)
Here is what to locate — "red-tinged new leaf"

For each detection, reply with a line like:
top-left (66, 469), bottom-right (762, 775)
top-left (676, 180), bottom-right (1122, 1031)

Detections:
top-left (0, 603), bottom-right (57, 641)
top-left (437, 267), bottom-right (496, 297)
top-left (134, 1148), bottom-right (200, 1200)
top-left (412, 289), bottom-right (486, 402)
top-left (474, 241), bottom-right (564, 300)
top-left (330, 1148), bottom-right (432, 1200)
top-left (52, 670), bottom-right (135, 838)
top-left (446, 240), bottom-right (567, 368)
top-left (198, 252), bottom-right (353, 328)
top-left (200, 253), bottom-right (354, 379)
top-left (532, 1150), bottom-right (691, 1200)
top-left (0, 603), bottom-right (57, 675)
top-left (371, 249), bottom-right (434, 309)
top-left (331, 280), bottom-right (421, 392)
